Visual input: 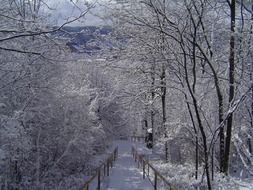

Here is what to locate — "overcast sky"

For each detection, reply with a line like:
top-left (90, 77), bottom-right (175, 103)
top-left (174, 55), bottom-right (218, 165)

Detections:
top-left (46, 0), bottom-right (112, 26)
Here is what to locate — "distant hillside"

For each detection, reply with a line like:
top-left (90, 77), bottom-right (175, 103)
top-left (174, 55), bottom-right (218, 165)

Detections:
top-left (53, 26), bottom-right (113, 54)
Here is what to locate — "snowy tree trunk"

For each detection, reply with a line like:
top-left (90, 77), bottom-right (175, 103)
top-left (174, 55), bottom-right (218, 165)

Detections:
top-left (189, 0), bottom-right (225, 173)
top-left (36, 127), bottom-right (42, 188)
top-left (151, 63), bottom-right (155, 148)
top-left (186, 99), bottom-right (198, 179)
top-left (224, 0), bottom-right (236, 175)
top-left (249, 0), bottom-right (253, 156)
top-left (181, 41), bottom-right (212, 189)
top-left (161, 66), bottom-right (166, 137)
top-left (161, 0), bottom-right (167, 138)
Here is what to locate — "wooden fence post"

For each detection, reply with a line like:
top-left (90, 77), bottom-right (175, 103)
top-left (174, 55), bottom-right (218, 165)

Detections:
top-left (103, 164), bottom-right (106, 177)
top-left (147, 164), bottom-right (149, 177)
top-left (165, 141), bottom-right (168, 162)
top-left (154, 172), bottom-right (157, 190)
top-left (97, 169), bottom-right (101, 190)
top-left (143, 160), bottom-right (145, 179)
top-left (107, 159), bottom-right (110, 176)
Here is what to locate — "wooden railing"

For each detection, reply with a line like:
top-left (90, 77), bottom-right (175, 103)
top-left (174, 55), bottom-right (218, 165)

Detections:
top-left (130, 136), bottom-right (145, 142)
top-left (132, 146), bottom-right (176, 190)
top-left (80, 147), bottom-right (118, 190)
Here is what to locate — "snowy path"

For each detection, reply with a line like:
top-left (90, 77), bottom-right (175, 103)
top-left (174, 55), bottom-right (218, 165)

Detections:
top-left (102, 140), bottom-right (153, 190)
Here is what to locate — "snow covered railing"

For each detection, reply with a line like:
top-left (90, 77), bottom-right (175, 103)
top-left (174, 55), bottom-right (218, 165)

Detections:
top-left (80, 147), bottom-right (118, 190)
top-left (132, 146), bottom-right (176, 190)
top-left (130, 136), bottom-right (145, 142)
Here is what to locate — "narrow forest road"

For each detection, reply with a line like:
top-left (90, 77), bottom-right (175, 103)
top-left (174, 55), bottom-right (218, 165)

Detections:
top-left (102, 140), bottom-right (153, 190)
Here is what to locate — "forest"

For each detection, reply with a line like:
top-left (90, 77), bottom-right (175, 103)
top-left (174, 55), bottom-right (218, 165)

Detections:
top-left (0, 0), bottom-right (253, 190)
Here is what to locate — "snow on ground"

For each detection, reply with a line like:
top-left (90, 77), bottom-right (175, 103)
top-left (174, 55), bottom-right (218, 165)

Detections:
top-left (233, 178), bottom-right (253, 190)
top-left (102, 140), bottom-right (153, 190)
top-left (132, 140), bottom-right (253, 190)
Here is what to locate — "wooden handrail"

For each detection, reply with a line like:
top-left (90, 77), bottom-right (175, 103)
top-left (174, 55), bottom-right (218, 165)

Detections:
top-left (130, 136), bottom-right (145, 142)
top-left (132, 146), bottom-right (176, 190)
top-left (80, 147), bottom-right (118, 190)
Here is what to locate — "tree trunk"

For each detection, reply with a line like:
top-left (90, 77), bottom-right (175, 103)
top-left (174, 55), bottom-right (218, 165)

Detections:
top-left (144, 119), bottom-right (148, 129)
top-left (151, 63), bottom-right (155, 147)
top-left (161, 66), bottom-right (167, 137)
top-left (161, 0), bottom-right (167, 138)
top-left (36, 128), bottom-right (42, 188)
top-left (191, 0), bottom-right (225, 173)
top-left (186, 99), bottom-right (198, 179)
top-left (249, 0), bottom-right (253, 156)
top-left (224, 0), bottom-right (236, 175)
top-left (182, 42), bottom-right (212, 190)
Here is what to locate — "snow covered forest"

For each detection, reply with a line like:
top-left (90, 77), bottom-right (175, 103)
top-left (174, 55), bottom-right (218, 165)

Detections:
top-left (0, 0), bottom-right (253, 189)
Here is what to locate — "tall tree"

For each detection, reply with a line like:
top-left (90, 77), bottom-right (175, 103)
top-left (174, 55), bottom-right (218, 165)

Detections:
top-left (224, 0), bottom-right (236, 175)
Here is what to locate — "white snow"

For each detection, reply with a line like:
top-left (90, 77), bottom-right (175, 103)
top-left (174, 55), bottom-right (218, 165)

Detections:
top-left (132, 141), bottom-right (253, 190)
top-left (102, 140), bottom-right (153, 190)
top-left (0, 103), bottom-right (6, 108)
top-left (147, 128), bottom-right (152, 133)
